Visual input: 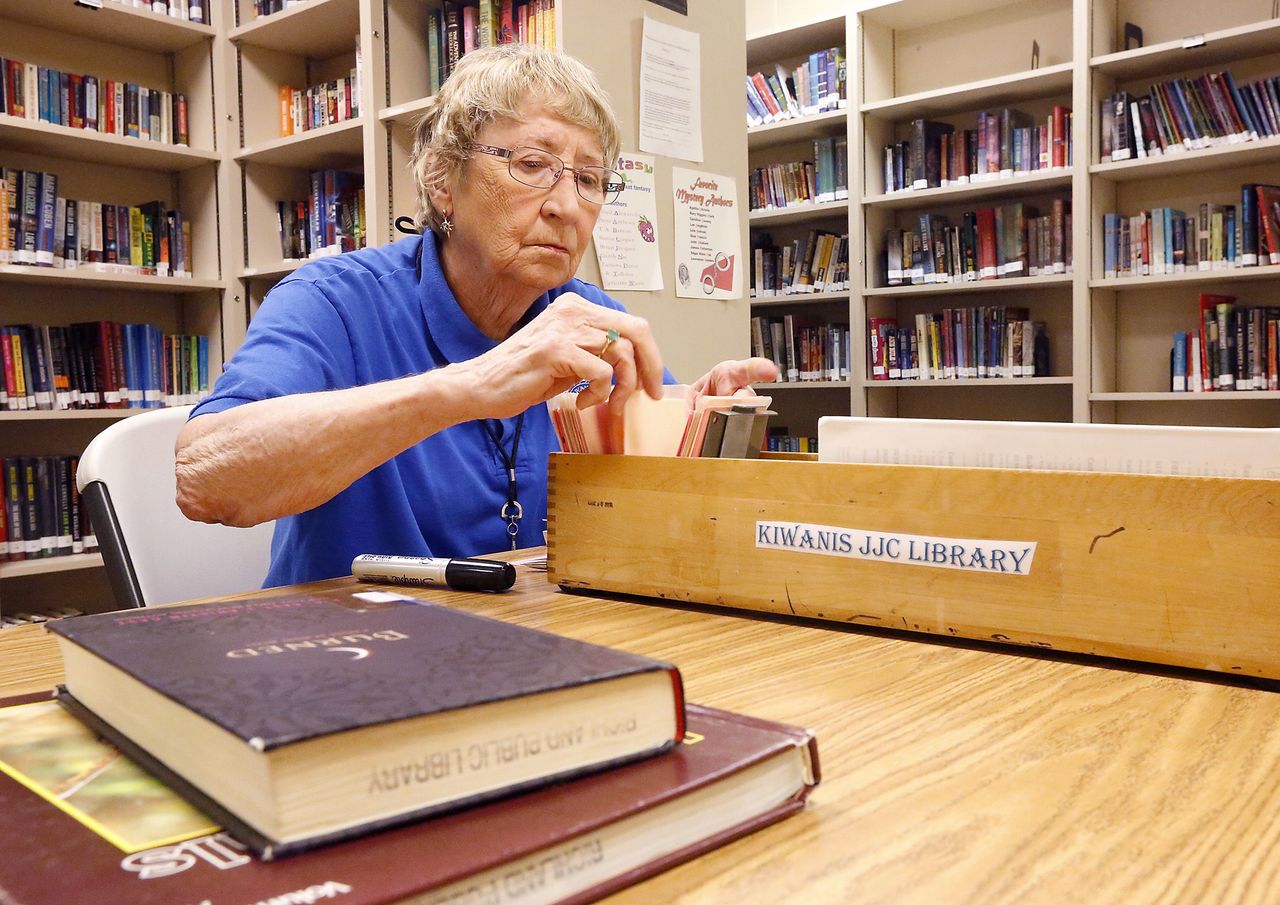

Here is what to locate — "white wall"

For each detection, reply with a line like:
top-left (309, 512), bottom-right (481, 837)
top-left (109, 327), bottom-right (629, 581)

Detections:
top-left (566, 0), bottom-right (748, 384)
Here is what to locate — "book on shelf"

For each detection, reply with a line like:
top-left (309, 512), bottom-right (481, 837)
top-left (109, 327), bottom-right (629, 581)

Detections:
top-left (46, 587), bottom-right (687, 859)
top-left (1177, 293), bottom-right (1280, 393)
top-left (428, 0), bottom-right (556, 89)
top-left (0, 693), bottom-right (818, 905)
top-left (0, 455), bottom-right (96, 563)
top-left (547, 384), bottom-right (775, 458)
top-left (882, 199), bottom-right (1069, 287)
top-left (867, 308), bottom-right (1045, 382)
top-left (745, 46), bottom-right (845, 127)
top-left (766, 429), bottom-right (818, 454)
top-left (818, 416), bottom-right (1280, 478)
top-left (0, 169), bottom-right (193, 277)
top-left (101, 0), bottom-right (204, 22)
top-left (1, 322), bottom-right (208, 412)
top-left (1100, 69), bottom-right (1280, 163)
top-left (275, 170), bottom-right (366, 261)
top-left (751, 315), bottom-right (848, 383)
top-left (0, 58), bottom-right (188, 147)
top-left (751, 229), bottom-right (849, 297)
top-left (276, 58), bottom-right (361, 138)
top-left (881, 106), bottom-right (1072, 194)
top-left (1101, 185), bottom-right (1280, 277)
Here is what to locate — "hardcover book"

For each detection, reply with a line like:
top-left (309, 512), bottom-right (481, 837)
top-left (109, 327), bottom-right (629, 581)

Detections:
top-left (0, 695), bottom-right (818, 905)
top-left (46, 589), bottom-right (686, 858)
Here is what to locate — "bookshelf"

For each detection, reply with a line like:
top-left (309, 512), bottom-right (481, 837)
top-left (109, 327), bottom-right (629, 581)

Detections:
top-left (748, 0), bottom-right (1280, 434)
top-left (0, 0), bottom-right (231, 617)
top-left (746, 14), bottom-right (853, 450)
top-left (1086, 0), bottom-right (1280, 425)
top-left (854, 0), bottom-right (1078, 425)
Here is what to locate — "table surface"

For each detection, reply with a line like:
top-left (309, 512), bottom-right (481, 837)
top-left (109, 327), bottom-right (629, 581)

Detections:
top-left (4, 553), bottom-right (1280, 904)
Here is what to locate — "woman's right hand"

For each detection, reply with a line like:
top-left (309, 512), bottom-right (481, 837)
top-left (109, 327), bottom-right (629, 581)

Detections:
top-left (458, 292), bottom-right (666, 420)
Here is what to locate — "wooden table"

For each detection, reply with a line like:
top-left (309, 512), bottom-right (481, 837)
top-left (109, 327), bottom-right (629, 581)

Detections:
top-left (5, 555), bottom-right (1280, 904)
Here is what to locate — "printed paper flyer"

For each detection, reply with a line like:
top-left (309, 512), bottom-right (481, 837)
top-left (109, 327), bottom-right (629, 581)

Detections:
top-left (671, 167), bottom-right (741, 299)
top-left (592, 152), bottom-right (663, 291)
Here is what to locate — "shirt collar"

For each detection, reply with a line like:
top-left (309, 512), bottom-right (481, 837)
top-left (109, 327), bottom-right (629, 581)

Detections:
top-left (418, 231), bottom-right (553, 365)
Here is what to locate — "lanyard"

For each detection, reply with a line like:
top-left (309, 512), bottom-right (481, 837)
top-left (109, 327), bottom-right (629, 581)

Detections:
top-left (482, 414), bottom-right (524, 549)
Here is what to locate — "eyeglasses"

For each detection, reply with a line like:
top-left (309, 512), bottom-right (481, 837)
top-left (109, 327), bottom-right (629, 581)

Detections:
top-left (467, 144), bottom-right (625, 205)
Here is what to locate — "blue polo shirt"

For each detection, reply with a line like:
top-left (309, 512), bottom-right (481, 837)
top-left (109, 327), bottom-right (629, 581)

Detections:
top-left (191, 233), bottom-right (647, 586)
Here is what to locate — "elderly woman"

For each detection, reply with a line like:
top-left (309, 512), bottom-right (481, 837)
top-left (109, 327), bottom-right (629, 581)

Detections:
top-left (175, 44), bottom-right (776, 586)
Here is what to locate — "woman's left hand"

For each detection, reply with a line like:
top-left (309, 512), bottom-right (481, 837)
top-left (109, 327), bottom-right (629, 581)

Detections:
top-left (690, 357), bottom-right (780, 398)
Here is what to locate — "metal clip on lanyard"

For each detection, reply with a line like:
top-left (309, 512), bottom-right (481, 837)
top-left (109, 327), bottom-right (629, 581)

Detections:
top-left (482, 414), bottom-right (524, 550)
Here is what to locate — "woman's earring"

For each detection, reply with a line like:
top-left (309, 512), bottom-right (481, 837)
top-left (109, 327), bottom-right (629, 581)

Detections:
top-left (441, 214), bottom-right (453, 235)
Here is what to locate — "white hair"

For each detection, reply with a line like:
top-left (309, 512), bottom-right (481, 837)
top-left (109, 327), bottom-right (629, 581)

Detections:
top-left (408, 44), bottom-right (621, 236)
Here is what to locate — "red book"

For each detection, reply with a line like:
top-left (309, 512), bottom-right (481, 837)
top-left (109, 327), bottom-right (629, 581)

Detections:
top-left (103, 79), bottom-right (115, 135)
top-left (0, 693), bottom-right (818, 905)
top-left (976, 207), bottom-right (998, 279)
top-left (47, 588), bottom-right (686, 858)
top-left (499, 0), bottom-right (514, 43)
top-left (1051, 105), bottom-right (1067, 167)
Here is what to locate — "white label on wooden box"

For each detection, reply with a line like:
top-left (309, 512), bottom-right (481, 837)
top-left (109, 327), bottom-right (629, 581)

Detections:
top-left (756, 520), bottom-right (1036, 575)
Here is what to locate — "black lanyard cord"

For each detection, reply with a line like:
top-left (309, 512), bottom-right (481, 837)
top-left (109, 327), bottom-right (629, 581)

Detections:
top-left (482, 414), bottom-right (524, 549)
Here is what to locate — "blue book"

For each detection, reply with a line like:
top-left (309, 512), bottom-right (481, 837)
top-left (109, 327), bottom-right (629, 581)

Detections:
top-left (1241, 185), bottom-right (1259, 266)
top-left (1169, 80), bottom-right (1200, 145)
top-left (146, 324), bottom-right (163, 408)
top-left (58, 71), bottom-right (69, 127)
top-left (122, 324), bottom-right (141, 408)
top-left (37, 67), bottom-right (49, 123)
top-left (1226, 206), bottom-right (1237, 265)
top-left (197, 335), bottom-right (208, 396)
top-left (1162, 208), bottom-right (1174, 271)
top-left (35, 172), bottom-right (56, 267)
top-left (1103, 212), bottom-right (1118, 277)
top-left (1222, 71), bottom-right (1259, 138)
top-left (1172, 331), bottom-right (1188, 392)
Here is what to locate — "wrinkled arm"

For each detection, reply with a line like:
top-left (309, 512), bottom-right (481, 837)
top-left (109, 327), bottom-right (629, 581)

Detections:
top-left (175, 365), bottom-right (476, 527)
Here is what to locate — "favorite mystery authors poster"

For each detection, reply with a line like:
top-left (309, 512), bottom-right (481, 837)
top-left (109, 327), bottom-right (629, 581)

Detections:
top-left (671, 167), bottom-right (742, 300)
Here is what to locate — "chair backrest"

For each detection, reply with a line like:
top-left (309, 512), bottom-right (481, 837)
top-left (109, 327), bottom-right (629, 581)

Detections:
top-left (76, 406), bottom-right (275, 608)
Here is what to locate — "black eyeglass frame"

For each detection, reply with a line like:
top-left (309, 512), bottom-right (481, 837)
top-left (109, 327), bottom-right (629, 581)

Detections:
top-left (466, 143), bottom-right (625, 204)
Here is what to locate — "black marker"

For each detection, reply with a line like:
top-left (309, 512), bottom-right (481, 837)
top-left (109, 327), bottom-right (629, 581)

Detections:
top-left (352, 554), bottom-right (517, 592)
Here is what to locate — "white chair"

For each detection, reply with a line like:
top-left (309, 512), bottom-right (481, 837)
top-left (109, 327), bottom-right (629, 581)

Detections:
top-left (76, 406), bottom-right (275, 608)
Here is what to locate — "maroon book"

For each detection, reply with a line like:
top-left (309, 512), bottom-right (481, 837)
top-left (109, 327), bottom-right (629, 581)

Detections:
top-left (0, 696), bottom-right (818, 905)
top-left (45, 589), bottom-right (685, 858)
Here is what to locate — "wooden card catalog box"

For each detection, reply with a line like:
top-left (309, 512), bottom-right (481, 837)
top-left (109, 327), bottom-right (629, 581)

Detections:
top-left (546, 453), bottom-right (1280, 679)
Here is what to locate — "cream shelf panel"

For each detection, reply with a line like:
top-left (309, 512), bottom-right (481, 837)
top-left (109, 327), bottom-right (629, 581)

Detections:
top-left (0, 0), bottom-right (213, 52)
top-left (1091, 135), bottom-right (1280, 181)
top-left (756, 380), bottom-right (853, 389)
top-left (1090, 18), bottom-right (1280, 82)
top-left (860, 62), bottom-right (1073, 121)
top-left (864, 169), bottom-right (1073, 210)
top-left (748, 109), bottom-right (848, 151)
top-left (0, 553), bottom-right (104, 580)
top-left (1091, 267), bottom-right (1280, 290)
top-left (379, 96), bottom-right (434, 127)
top-left (864, 274), bottom-right (1074, 297)
top-left (1091, 392), bottom-right (1280, 402)
top-left (858, 0), bottom-right (1040, 32)
top-left (238, 261), bottom-right (304, 282)
top-left (0, 266), bottom-right (223, 293)
top-left (861, 376), bottom-right (1074, 388)
top-left (229, 0), bottom-right (359, 58)
top-left (0, 410), bottom-right (142, 422)
top-left (0, 117), bottom-right (218, 172)
top-left (748, 199), bottom-right (849, 226)
top-left (751, 291), bottom-right (850, 307)
top-left (746, 16), bottom-right (846, 69)
top-left (234, 117), bottom-right (364, 168)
